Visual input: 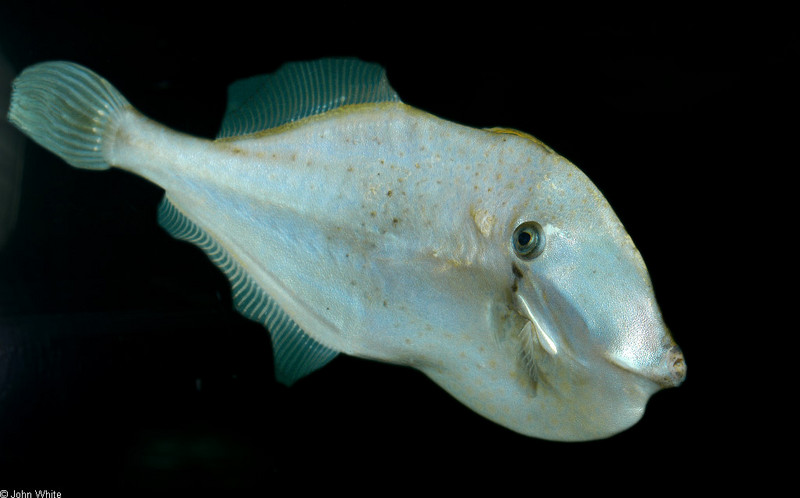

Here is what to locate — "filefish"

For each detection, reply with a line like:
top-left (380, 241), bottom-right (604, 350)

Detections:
top-left (7, 58), bottom-right (685, 441)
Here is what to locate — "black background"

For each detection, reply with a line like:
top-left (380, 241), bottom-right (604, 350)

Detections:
top-left (0, 3), bottom-right (792, 494)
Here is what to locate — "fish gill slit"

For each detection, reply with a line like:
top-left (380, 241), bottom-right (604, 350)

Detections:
top-left (509, 263), bottom-right (539, 392)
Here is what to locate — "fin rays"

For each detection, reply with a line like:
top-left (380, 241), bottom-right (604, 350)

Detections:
top-left (8, 61), bottom-right (130, 170)
top-left (217, 58), bottom-right (401, 139)
top-left (157, 196), bottom-right (338, 385)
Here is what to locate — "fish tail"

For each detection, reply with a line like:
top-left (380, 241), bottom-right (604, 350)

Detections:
top-left (7, 61), bottom-right (131, 170)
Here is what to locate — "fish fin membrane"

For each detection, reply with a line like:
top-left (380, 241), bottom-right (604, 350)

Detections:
top-left (7, 61), bottom-right (130, 170)
top-left (518, 319), bottom-right (563, 395)
top-left (157, 196), bottom-right (338, 385)
top-left (217, 58), bottom-right (401, 139)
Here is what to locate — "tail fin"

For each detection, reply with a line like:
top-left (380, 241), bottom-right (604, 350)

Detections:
top-left (7, 61), bottom-right (130, 170)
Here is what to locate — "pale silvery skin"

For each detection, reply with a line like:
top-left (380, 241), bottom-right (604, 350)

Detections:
top-left (8, 60), bottom-right (685, 441)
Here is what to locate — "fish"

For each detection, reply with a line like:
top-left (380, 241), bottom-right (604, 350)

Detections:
top-left (7, 58), bottom-right (685, 441)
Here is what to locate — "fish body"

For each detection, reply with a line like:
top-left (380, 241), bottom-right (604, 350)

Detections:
top-left (8, 59), bottom-right (685, 441)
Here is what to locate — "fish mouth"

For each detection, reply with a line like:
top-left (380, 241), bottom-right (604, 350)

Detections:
top-left (609, 344), bottom-right (687, 389)
top-left (662, 345), bottom-right (687, 387)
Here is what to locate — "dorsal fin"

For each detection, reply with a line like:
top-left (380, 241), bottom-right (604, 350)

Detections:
top-left (217, 58), bottom-right (401, 139)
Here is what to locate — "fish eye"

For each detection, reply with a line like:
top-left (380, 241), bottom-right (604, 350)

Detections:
top-left (512, 221), bottom-right (545, 260)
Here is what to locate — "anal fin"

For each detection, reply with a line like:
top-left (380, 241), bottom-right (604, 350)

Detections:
top-left (157, 196), bottom-right (338, 385)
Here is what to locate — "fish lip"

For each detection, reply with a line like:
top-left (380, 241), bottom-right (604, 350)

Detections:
top-left (662, 345), bottom-right (687, 387)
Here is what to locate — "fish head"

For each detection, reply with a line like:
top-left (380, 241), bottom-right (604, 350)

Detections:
top-left (437, 138), bottom-right (686, 441)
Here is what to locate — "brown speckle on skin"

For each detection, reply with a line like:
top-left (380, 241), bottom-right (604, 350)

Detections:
top-left (512, 263), bottom-right (524, 279)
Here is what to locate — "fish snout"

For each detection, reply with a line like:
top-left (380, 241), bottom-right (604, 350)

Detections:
top-left (660, 345), bottom-right (686, 388)
top-left (611, 340), bottom-right (687, 389)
